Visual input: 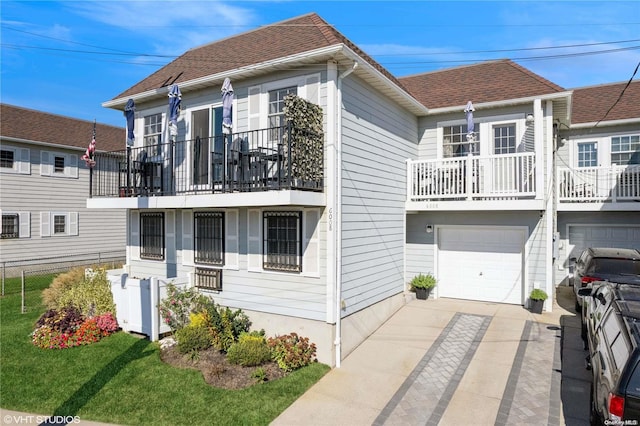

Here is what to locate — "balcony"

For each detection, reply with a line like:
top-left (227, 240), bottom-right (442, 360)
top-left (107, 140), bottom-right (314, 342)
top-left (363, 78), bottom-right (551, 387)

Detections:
top-left (406, 152), bottom-right (540, 211)
top-left (558, 165), bottom-right (640, 210)
top-left (89, 124), bottom-right (324, 206)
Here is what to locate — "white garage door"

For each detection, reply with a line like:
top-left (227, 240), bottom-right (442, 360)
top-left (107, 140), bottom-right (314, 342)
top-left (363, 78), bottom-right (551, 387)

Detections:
top-left (437, 227), bottom-right (525, 304)
top-left (567, 225), bottom-right (640, 262)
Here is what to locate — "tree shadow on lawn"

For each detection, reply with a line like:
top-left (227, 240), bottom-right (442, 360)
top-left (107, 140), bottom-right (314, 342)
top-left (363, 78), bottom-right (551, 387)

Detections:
top-left (44, 337), bottom-right (152, 425)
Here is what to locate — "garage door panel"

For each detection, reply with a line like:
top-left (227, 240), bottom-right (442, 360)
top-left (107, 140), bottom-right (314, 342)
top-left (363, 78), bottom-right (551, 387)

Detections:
top-left (438, 227), bottom-right (525, 305)
top-left (568, 225), bottom-right (640, 261)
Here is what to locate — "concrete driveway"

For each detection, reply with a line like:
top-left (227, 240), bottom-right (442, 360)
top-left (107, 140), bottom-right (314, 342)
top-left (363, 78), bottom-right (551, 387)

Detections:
top-left (273, 285), bottom-right (591, 425)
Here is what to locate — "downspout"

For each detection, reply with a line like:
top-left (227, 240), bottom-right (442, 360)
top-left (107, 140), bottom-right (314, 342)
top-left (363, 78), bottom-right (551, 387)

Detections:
top-left (335, 61), bottom-right (358, 368)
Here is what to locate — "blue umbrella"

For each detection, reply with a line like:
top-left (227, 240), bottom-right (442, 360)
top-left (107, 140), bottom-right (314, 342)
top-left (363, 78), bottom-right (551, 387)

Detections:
top-left (221, 78), bottom-right (234, 134)
top-left (464, 101), bottom-right (475, 141)
top-left (124, 99), bottom-right (135, 146)
top-left (168, 84), bottom-right (182, 138)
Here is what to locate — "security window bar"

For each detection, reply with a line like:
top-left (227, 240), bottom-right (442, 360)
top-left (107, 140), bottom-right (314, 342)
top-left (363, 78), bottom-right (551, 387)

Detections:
top-left (140, 212), bottom-right (165, 260)
top-left (443, 125), bottom-right (479, 157)
top-left (263, 211), bottom-right (301, 272)
top-left (611, 135), bottom-right (640, 165)
top-left (195, 267), bottom-right (222, 291)
top-left (1, 214), bottom-right (19, 239)
top-left (493, 124), bottom-right (516, 154)
top-left (268, 86), bottom-right (296, 142)
top-left (53, 215), bottom-right (66, 234)
top-left (577, 142), bottom-right (598, 167)
top-left (144, 113), bottom-right (163, 157)
top-left (194, 212), bottom-right (224, 265)
top-left (54, 156), bottom-right (65, 173)
top-left (0, 150), bottom-right (14, 168)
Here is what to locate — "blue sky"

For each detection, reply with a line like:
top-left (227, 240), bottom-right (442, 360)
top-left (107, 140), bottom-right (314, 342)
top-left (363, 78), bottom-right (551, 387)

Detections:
top-left (1, 1), bottom-right (639, 129)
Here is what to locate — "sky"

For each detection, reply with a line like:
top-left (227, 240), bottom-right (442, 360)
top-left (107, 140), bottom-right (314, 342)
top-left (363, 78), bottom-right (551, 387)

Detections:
top-left (1, 1), bottom-right (639, 129)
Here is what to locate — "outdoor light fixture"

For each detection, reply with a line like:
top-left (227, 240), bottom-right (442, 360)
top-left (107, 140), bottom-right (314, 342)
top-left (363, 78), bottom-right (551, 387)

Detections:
top-left (526, 113), bottom-right (535, 124)
top-left (426, 225), bottom-right (433, 233)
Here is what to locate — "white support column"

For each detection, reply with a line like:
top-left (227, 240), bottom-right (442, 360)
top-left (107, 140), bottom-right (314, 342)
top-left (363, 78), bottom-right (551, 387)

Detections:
top-left (544, 100), bottom-right (554, 312)
top-left (150, 277), bottom-right (159, 341)
top-left (326, 61), bottom-right (338, 326)
top-left (534, 99), bottom-right (544, 200)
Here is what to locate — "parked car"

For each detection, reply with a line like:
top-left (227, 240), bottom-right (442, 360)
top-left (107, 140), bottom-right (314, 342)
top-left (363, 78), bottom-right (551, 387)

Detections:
top-left (571, 247), bottom-right (640, 311)
top-left (579, 282), bottom-right (640, 424)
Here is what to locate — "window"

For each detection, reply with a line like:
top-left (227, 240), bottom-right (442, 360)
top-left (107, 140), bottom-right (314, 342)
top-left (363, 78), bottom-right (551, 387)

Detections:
top-left (54, 156), bottom-right (65, 173)
top-left (611, 135), bottom-right (640, 165)
top-left (1, 214), bottom-right (19, 239)
top-left (268, 86), bottom-right (297, 142)
top-left (194, 212), bottom-right (224, 265)
top-left (140, 212), bottom-right (164, 260)
top-left (443, 125), bottom-right (479, 157)
top-left (493, 124), bottom-right (516, 154)
top-left (53, 215), bottom-right (66, 234)
top-left (144, 113), bottom-right (163, 156)
top-left (263, 211), bottom-right (301, 272)
top-left (1, 150), bottom-right (14, 168)
top-left (195, 267), bottom-right (222, 291)
top-left (577, 142), bottom-right (598, 167)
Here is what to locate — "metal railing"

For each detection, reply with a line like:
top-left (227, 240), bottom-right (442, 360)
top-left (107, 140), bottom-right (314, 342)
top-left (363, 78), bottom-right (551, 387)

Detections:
top-left (558, 164), bottom-right (640, 203)
top-left (408, 152), bottom-right (537, 201)
top-left (90, 124), bottom-right (324, 198)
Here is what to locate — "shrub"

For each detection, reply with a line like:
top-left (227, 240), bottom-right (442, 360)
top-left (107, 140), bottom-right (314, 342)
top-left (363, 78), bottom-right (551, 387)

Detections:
top-left (409, 273), bottom-right (437, 290)
top-left (267, 333), bottom-right (317, 372)
top-left (530, 288), bottom-right (548, 301)
top-left (175, 325), bottom-right (212, 355)
top-left (42, 267), bottom-right (116, 317)
top-left (208, 306), bottom-right (251, 352)
top-left (159, 284), bottom-right (211, 333)
top-left (95, 312), bottom-right (119, 334)
top-left (36, 306), bottom-right (84, 334)
top-left (189, 311), bottom-right (210, 329)
top-left (227, 332), bottom-right (272, 367)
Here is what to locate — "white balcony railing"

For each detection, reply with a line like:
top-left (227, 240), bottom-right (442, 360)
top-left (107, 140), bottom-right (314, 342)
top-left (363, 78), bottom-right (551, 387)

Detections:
top-left (407, 152), bottom-right (537, 202)
top-left (558, 165), bottom-right (640, 203)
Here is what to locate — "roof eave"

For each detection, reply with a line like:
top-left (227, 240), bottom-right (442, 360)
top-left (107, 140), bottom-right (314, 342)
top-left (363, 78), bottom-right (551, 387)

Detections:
top-left (102, 44), bottom-right (346, 110)
top-left (1, 136), bottom-right (94, 152)
top-left (571, 117), bottom-right (640, 129)
top-left (427, 91), bottom-right (573, 115)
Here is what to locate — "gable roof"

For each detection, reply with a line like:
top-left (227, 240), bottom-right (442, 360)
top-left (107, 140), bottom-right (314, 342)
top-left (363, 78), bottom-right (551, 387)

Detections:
top-left (1, 104), bottom-right (124, 152)
top-left (111, 13), bottom-right (406, 103)
top-left (398, 60), bottom-right (566, 110)
top-left (570, 79), bottom-right (640, 125)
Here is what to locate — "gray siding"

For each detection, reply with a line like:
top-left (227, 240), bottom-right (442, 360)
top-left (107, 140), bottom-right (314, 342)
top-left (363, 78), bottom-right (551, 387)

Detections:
top-left (340, 75), bottom-right (418, 315)
top-left (406, 211), bottom-right (546, 302)
top-left (0, 141), bottom-right (126, 264)
top-left (129, 207), bottom-right (328, 321)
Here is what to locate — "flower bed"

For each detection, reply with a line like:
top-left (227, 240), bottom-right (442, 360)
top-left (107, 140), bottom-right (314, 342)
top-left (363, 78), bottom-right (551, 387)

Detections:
top-left (32, 308), bottom-right (118, 349)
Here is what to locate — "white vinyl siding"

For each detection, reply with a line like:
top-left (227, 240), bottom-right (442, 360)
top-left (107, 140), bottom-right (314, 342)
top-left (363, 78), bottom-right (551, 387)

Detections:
top-left (225, 209), bottom-right (239, 269)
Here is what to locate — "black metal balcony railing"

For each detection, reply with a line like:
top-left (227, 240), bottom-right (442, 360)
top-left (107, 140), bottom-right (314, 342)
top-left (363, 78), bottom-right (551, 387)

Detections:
top-left (89, 124), bottom-right (324, 198)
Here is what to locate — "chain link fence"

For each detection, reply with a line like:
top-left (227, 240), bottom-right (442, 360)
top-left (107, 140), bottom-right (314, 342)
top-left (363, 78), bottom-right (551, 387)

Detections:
top-left (1, 251), bottom-right (125, 313)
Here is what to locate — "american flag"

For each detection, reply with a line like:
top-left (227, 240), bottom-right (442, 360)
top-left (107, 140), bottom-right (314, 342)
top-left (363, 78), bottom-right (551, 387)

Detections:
top-left (82, 121), bottom-right (97, 168)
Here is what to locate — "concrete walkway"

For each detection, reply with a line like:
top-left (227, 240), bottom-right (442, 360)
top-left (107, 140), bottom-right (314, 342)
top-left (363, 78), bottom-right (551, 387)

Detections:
top-left (273, 285), bottom-right (591, 425)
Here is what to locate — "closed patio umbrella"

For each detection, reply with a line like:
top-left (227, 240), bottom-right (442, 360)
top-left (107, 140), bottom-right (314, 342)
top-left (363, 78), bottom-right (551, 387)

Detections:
top-left (168, 84), bottom-right (182, 138)
top-left (464, 101), bottom-right (475, 142)
top-left (221, 78), bottom-right (233, 134)
top-left (124, 99), bottom-right (135, 147)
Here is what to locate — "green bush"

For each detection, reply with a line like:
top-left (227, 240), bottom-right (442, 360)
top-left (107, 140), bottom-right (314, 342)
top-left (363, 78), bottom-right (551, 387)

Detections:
top-left (42, 267), bottom-right (115, 317)
top-left (159, 284), bottom-right (212, 333)
top-left (208, 306), bottom-right (251, 352)
top-left (267, 333), bottom-right (317, 372)
top-left (410, 273), bottom-right (437, 290)
top-left (226, 332), bottom-right (271, 367)
top-left (175, 325), bottom-right (212, 355)
top-left (530, 288), bottom-right (548, 301)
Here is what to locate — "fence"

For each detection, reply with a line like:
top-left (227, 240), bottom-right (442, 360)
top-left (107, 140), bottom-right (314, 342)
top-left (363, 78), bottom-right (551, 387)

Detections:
top-left (1, 251), bottom-right (125, 313)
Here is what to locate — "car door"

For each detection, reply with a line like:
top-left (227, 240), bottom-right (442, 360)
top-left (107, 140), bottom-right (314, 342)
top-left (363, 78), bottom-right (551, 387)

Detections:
top-left (591, 309), bottom-right (624, 420)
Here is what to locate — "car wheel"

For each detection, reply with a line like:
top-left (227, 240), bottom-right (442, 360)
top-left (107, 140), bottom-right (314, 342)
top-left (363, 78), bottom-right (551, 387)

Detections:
top-left (576, 299), bottom-right (581, 313)
top-left (589, 384), bottom-right (603, 426)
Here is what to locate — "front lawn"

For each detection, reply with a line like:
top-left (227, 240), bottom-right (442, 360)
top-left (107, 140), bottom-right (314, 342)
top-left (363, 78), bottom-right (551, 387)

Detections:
top-left (0, 275), bottom-right (329, 425)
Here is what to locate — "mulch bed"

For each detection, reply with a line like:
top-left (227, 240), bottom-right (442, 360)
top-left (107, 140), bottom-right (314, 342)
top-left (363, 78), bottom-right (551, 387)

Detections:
top-left (160, 345), bottom-right (288, 390)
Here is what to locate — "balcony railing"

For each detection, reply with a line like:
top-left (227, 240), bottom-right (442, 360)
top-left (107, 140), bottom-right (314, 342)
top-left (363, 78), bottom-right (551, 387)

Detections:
top-left (558, 165), bottom-right (640, 203)
top-left (90, 124), bottom-right (323, 198)
top-left (407, 152), bottom-right (537, 202)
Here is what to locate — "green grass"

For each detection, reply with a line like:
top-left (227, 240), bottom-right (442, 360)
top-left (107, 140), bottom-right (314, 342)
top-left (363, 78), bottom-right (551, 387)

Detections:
top-left (0, 275), bottom-right (330, 425)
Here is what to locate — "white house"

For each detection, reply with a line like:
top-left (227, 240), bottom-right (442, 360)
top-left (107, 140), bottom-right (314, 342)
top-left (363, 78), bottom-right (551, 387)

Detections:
top-left (88, 13), bottom-right (640, 366)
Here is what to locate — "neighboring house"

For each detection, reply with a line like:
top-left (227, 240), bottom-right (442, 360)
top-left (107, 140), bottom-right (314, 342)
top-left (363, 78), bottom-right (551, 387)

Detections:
top-left (88, 12), bottom-right (639, 366)
top-left (555, 80), bottom-right (640, 284)
top-left (0, 104), bottom-right (127, 267)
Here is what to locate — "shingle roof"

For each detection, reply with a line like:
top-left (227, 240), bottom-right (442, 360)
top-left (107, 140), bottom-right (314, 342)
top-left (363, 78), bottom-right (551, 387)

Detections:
top-left (113, 12), bottom-right (404, 101)
top-left (1, 104), bottom-right (125, 152)
top-left (570, 80), bottom-right (640, 124)
top-left (398, 60), bottom-right (565, 109)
